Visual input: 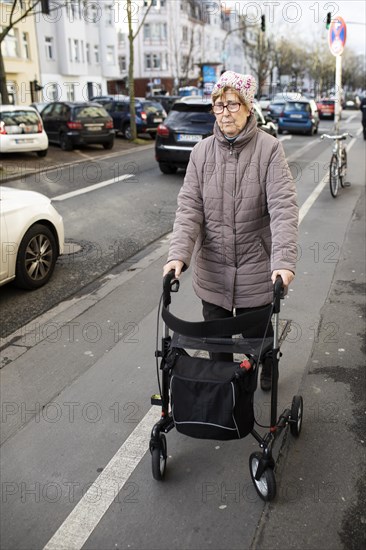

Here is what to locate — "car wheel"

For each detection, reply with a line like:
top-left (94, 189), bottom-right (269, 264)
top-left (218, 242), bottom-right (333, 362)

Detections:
top-left (14, 224), bottom-right (58, 290)
top-left (60, 133), bottom-right (73, 151)
top-left (103, 138), bottom-right (114, 150)
top-left (36, 149), bottom-right (48, 157)
top-left (159, 162), bottom-right (178, 174)
top-left (123, 124), bottom-right (132, 140)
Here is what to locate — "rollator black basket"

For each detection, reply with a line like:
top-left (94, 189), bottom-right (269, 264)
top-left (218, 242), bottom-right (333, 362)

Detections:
top-left (168, 350), bottom-right (256, 440)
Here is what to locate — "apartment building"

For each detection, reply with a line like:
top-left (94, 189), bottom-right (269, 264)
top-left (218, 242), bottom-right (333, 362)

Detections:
top-left (35, 0), bottom-right (120, 102)
top-left (1, 0), bottom-right (41, 104)
top-left (114, 0), bottom-right (251, 97)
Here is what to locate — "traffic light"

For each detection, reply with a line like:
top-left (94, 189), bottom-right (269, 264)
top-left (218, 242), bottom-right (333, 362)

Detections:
top-left (261, 15), bottom-right (265, 32)
top-left (41, 0), bottom-right (50, 15)
top-left (326, 12), bottom-right (331, 29)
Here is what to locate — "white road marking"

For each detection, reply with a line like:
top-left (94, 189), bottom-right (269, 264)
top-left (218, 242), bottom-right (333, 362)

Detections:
top-left (278, 135), bottom-right (292, 142)
top-left (51, 174), bottom-right (134, 201)
top-left (43, 406), bottom-right (161, 550)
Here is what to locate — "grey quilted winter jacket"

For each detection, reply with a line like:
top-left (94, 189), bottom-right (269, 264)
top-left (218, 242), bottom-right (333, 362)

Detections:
top-left (167, 114), bottom-right (299, 310)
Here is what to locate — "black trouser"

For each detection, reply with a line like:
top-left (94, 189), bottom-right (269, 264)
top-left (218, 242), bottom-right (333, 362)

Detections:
top-left (362, 120), bottom-right (366, 140)
top-left (202, 300), bottom-right (273, 363)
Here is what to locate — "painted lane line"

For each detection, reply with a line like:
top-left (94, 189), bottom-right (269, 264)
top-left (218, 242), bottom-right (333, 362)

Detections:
top-left (298, 174), bottom-right (328, 224)
top-left (52, 174), bottom-right (134, 201)
top-left (43, 405), bottom-right (161, 550)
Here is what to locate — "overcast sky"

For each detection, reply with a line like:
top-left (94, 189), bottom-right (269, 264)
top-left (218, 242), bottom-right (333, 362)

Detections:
top-left (224, 0), bottom-right (366, 55)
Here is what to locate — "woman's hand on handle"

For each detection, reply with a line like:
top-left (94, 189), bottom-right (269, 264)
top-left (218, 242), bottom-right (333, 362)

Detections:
top-left (163, 260), bottom-right (185, 279)
top-left (271, 269), bottom-right (294, 293)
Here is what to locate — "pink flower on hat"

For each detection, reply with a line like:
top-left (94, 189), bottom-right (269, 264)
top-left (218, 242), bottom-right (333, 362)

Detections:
top-left (212, 71), bottom-right (257, 112)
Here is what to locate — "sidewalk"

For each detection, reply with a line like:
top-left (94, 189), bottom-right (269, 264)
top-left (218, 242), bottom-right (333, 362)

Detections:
top-left (253, 189), bottom-right (366, 549)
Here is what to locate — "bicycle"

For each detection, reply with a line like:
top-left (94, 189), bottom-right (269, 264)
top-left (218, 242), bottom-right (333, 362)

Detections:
top-left (321, 132), bottom-right (352, 198)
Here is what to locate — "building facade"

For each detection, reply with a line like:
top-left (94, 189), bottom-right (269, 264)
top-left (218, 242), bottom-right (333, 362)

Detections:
top-left (114, 0), bottom-right (250, 97)
top-left (35, 0), bottom-right (120, 102)
top-left (1, 0), bottom-right (41, 104)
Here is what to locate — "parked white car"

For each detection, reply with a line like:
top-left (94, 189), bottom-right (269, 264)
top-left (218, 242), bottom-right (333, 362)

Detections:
top-left (0, 105), bottom-right (48, 156)
top-left (0, 187), bottom-right (64, 289)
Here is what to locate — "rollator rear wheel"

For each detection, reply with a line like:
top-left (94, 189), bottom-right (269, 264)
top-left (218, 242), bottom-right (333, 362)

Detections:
top-left (290, 395), bottom-right (303, 437)
top-left (151, 433), bottom-right (167, 481)
top-left (249, 452), bottom-right (276, 501)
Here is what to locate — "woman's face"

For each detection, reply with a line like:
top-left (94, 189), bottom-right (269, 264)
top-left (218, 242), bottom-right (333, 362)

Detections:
top-left (213, 91), bottom-right (250, 137)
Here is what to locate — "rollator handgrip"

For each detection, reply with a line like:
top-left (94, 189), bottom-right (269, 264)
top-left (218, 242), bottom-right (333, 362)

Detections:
top-left (163, 270), bottom-right (180, 307)
top-left (273, 276), bottom-right (284, 313)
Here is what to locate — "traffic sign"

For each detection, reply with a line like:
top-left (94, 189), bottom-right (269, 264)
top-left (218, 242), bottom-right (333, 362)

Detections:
top-left (328, 16), bottom-right (347, 56)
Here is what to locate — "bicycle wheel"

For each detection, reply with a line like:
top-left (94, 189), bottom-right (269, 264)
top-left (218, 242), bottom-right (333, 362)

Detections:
top-left (329, 154), bottom-right (339, 198)
top-left (340, 148), bottom-right (347, 188)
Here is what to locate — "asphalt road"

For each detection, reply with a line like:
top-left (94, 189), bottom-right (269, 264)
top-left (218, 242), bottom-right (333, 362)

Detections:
top-left (0, 112), bottom-right (365, 549)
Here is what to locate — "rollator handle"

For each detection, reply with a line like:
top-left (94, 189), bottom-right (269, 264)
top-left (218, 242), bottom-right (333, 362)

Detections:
top-left (273, 276), bottom-right (284, 313)
top-left (163, 269), bottom-right (180, 307)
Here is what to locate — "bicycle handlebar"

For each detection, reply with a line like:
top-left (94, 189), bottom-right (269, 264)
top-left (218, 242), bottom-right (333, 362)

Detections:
top-left (321, 132), bottom-right (352, 141)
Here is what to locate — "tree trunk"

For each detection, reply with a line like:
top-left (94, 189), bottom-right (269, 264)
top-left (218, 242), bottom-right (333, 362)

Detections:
top-left (127, 0), bottom-right (137, 141)
top-left (0, 46), bottom-right (10, 104)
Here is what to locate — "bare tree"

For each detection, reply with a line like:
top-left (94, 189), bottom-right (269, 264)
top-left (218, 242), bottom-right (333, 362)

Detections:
top-left (126, 0), bottom-right (153, 141)
top-left (0, 0), bottom-right (65, 104)
top-left (242, 22), bottom-right (272, 99)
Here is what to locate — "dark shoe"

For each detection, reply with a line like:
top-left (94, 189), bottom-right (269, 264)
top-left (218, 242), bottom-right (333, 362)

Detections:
top-left (260, 360), bottom-right (272, 391)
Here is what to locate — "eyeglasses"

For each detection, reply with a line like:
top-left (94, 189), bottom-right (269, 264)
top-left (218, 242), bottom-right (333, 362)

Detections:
top-left (212, 102), bottom-right (242, 114)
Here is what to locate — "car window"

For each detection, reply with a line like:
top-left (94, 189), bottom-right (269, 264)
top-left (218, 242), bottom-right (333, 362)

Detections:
top-left (41, 104), bottom-right (54, 117)
top-left (74, 105), bottom-right (109, 119)
top-left (0, 110), bottom-right (40, 134)
top-left (166, 109), bottom-right (215, 124)
top-left (284, 102), bottom-right (310, 113)
top-left (141, 101), bottom-right (163, 114)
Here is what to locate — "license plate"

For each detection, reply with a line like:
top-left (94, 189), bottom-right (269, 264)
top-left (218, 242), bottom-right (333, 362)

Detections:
top-left (153, 118), bottom-right (163, 123)
top-left (15, 139), bottom-right (33, 144)
top-left (86, 125), bottom-right (102, 131)
top-left (290, 114), bottom-right (302, 119)
top-left (177, 134), bottom-right (202, 142)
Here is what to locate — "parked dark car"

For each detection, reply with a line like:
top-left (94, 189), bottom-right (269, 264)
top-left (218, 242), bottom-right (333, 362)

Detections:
top-left (267, 98), bottom-right (286, 121)
top-left (155, 96), bottom-right (278, 174)
top-left (278, 98), bottom-right (319, 135)
top-left (155, 96), bottom-right (215, 173)
top-left (146, 94), bottom-right (181, 113)
top-left (41, 102), bottom-right (114, 150)
top-left (92, 96), bottom-right (166, 139)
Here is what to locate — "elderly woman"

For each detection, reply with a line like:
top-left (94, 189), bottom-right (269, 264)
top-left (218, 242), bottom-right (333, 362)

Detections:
top-left (163, 71), bottom-right (298, 391)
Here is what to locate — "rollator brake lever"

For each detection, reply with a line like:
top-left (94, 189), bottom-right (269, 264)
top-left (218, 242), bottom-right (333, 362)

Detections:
top-left (163, 269), bottom-right (180, 307)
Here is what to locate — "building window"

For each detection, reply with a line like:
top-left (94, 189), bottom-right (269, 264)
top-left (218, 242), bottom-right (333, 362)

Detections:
top-left (3, 28), bottom-right (19, 58)
top-left (66, 83), bottom-right (75, 101)
top-left (73, 39), bottom-right (80, 62)
top-left (117, 31), bottom-right (126, 47)
top-left (144, 24), bottom-right (151, 40)
top-left (94, 45), bottom-right (99, 64)
top-left (45, 36), bottom-right (54, 60)
top-left (118, 55), bottom-right (126, 73)
top-left (144, 53), bottom-right (161, 70)
top-left (22, 32), bottom-right (30, 59)
top-left (46, 82), bottom-right (60, 101)
top-left (86, 43), bottom-right (90, 64)
top-left (106, 5), bottom-right (113, 25)
top-left (106, 45), bottom-right (115, 65)
top-left (182, 26), bottom-right (188, 43)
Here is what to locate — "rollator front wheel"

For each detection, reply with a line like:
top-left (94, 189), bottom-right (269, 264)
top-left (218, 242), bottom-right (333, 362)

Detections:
top-left (151, 433), bottom-right (167, 481)
top-left (249, 452), bottom-right (276, 501)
